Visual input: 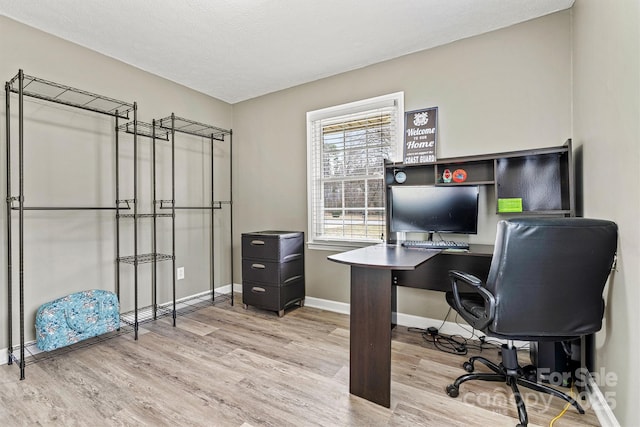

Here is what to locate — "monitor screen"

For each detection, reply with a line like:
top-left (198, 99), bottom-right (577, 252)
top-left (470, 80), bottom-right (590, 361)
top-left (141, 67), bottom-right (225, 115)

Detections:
top-left (389, 185), bottom-right (479, 234)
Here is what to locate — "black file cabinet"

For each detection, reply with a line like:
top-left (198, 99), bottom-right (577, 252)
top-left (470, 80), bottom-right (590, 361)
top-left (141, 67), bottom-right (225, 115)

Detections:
top-left (241, 231), bottom-right (305, 317)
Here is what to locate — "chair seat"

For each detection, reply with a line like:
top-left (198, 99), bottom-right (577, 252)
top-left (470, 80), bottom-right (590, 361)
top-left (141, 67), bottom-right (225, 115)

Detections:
top-left (445, 291), bottom-right (486, 319)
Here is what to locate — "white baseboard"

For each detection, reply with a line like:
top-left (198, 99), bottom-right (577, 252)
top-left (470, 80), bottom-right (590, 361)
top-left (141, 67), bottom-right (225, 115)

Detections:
top-left (304, 296), bottom-right (350, 315)
top-left (215, 283), bottom-right (237, 295)
top-left (587, 374), bottom-right (620, 427)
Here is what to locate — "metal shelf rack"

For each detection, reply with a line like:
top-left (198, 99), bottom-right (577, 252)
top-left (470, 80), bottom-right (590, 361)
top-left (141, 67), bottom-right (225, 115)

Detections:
top-left (116, 120), bottom-right (176, 338)
top-left (155, 114), bottom-right (234, 308)
top-left (4, 71), bottom-right (234, 381)
top-left (4, 69), bottom-right (136, 379)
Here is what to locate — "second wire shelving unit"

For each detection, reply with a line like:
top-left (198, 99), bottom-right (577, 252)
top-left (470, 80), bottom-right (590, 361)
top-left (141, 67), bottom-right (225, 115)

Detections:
top-left (116, 120), bottom-right (173, 338)
top-left (155, 114), bottom-right (234, 313)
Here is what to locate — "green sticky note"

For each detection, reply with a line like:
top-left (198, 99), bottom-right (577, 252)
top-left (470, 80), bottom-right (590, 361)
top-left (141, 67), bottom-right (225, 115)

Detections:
top-left (498, 198), bottom-right (523, 213)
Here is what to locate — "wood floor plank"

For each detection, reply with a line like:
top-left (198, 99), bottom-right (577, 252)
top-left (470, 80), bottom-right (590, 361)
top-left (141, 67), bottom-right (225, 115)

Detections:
top-left (0, 297), bottom-right (601, 426)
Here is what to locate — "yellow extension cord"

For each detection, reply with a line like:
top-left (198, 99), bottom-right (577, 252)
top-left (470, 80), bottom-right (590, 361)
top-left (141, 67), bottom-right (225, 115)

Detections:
top-left (549, 386), bottom-right (575, 427)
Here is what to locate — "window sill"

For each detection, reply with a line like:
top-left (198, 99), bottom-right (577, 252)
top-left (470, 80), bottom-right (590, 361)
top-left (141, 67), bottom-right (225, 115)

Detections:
top-left (307, 240), bottom-right (380, 252)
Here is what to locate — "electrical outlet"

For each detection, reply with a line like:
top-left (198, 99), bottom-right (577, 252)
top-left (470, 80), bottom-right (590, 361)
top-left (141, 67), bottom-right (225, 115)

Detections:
top-left (177, 267), bottom-right (185, 280)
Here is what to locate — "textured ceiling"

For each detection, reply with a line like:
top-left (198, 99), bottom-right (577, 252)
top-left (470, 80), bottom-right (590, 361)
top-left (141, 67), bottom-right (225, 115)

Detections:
top-left (0, 0), bottom-right (574, 104)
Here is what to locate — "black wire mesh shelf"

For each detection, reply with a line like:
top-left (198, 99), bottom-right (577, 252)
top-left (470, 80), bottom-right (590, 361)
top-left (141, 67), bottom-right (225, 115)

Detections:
top-left (120, 290), bottom-right (231, 326)
top-left (117, 121), bottom-right (170, 140)
top-left (120, 304), bottom-right (173, 326)
top-left (8, 290), bottom-right (230, 368)
top-left (118, 253), bottom-right (173, 265)
top-left (156, 115), bottom-right (231, 141)
top-left (9, 324), bottom-right (136, 367)
top-left (173, 290), bottom-right (231, 314)
top-left (7, 72), bottom-right (134, 119)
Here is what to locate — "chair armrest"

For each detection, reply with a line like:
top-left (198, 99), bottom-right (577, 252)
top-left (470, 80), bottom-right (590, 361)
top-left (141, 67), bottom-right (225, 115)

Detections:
top-left (449, 270), bottom-right (483, 286)
top-left (448, 270), bottom-right (496, 330)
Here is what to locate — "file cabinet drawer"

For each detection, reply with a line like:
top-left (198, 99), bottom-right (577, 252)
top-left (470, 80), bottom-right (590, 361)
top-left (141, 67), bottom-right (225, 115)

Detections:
top-left (241, 231), bottom-right (303, 261)
top-left (242, 277), bottom-right (305, 316)
top-left (242, 258), bottom-right (304, 285)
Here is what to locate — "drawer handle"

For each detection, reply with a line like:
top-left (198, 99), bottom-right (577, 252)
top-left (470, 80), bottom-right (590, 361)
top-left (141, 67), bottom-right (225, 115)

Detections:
top-left (251, 286), bottom-right (266, 293)
top-left (251, 263), bottom-right (266, 270)
top-left (251, 240), bottom-right (265, 246)
top-left (283, 275), bottom-right (302, 284)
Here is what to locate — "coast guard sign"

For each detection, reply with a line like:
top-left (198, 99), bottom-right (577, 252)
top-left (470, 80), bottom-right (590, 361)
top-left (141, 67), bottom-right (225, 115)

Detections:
top-left (404, 107), bottom-right (437, 164)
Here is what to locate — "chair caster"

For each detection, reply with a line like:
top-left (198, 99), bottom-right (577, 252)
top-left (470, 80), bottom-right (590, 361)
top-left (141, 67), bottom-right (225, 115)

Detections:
top-left (445, 384), bottom-right (459, 398)
top-left (463, 361), bottom-right (474, 372)
top-left (522, 365), bottom-right (537, 382)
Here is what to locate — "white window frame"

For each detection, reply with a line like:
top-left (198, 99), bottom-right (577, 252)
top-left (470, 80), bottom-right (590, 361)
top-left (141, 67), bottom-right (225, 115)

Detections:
top-left (306, 92), bottom-right (404, 251)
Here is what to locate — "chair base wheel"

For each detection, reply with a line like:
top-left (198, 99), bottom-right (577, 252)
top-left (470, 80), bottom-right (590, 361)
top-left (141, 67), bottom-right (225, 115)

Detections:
top-left (463, 361), bottom-right (474, 372)
top-left (445, 384), bottom-right (459, 398)
top-left (522, 365), bottom-right (537, 382)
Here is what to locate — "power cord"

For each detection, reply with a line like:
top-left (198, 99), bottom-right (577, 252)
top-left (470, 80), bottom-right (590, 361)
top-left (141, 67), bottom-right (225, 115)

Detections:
top-left (407, 325), bottom-right (500, 355)
top-left (407, 307), bottom-right (507, 356)
top-left (428, 328), bottom-right (468, 355)
top-left (549, 386), bottom-right (574, 426)
top-left (408, 308), bottom-right (504, 356)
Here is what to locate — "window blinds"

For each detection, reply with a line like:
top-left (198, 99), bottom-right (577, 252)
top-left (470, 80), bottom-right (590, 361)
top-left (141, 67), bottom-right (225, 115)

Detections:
top-left (309, 102), bottom-right (400, 243)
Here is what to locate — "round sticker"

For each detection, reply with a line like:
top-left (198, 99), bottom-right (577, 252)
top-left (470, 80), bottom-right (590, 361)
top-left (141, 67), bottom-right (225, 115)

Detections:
top-left (452, 169), bottom-right (467, 183)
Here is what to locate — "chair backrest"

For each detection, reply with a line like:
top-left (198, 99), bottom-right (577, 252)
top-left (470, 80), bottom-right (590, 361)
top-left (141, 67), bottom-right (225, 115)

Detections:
top-left (485, 217), bottom-right (617, 340)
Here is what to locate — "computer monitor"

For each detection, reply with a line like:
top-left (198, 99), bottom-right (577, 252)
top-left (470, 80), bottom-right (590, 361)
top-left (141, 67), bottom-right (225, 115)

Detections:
top-left (389, 185), bottom-right (479, 234)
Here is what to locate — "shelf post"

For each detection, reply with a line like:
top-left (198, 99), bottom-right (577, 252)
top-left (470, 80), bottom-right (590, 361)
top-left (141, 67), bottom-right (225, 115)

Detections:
top-left (171, 113), bottom-right (176, 326)
top-left (18, 69), bottom-right (25, 379)
top-left (152, 119), bottom-right (158, 320)
top-left (115, 112), bottom-right (121, 302)
top-left (211, 135), bottom-right (215, 301)
top-left (230, 130), bottom-right (234, 306)
top-left (133, 103), bottom-right (139, 339)
top-left (5, 81), bottom-right (13, 365)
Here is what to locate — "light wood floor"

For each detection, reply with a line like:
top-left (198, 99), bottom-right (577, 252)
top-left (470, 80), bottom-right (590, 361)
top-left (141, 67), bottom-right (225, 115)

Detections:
top-left (0, 296), bottom-right (600, 426)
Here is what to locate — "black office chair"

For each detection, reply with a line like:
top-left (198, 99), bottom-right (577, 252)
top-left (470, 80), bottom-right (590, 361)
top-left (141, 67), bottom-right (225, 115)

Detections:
top-left (444, 217), bottom-right (617, 426)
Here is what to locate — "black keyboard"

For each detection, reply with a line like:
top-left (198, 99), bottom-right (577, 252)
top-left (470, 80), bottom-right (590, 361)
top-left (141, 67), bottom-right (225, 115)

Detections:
top-left (401, 240), bottom-right (470, 250)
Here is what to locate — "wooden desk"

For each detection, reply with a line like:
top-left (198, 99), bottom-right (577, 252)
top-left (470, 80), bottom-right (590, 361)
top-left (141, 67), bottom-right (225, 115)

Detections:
top-left (327, 243), bottom-right (492, 407)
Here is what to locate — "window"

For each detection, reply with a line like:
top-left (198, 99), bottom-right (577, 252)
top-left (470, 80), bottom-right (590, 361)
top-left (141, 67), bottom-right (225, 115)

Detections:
top-left (307, 92), bottom-right (404, 249)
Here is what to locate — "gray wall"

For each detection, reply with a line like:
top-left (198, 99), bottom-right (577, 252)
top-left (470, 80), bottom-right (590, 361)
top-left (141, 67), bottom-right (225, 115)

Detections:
top-left (0, 16), bottom-right (234, 345)
top-left (572, 1), bottom-right (639, 425)
top-left (233, 11), bottom-right (572, 316)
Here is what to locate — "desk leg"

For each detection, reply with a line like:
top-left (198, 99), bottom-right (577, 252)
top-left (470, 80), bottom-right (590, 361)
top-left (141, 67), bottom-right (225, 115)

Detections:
top-left (350, 266), bottom-right (392, 408)
top-left (391, 284), bottom-right (398, 329)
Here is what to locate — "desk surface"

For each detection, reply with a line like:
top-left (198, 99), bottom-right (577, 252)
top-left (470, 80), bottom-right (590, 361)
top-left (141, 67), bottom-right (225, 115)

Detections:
top-left (328, 243), bottom-right (494, 270)
top-left (327, 244), bottom-right (440, 270)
